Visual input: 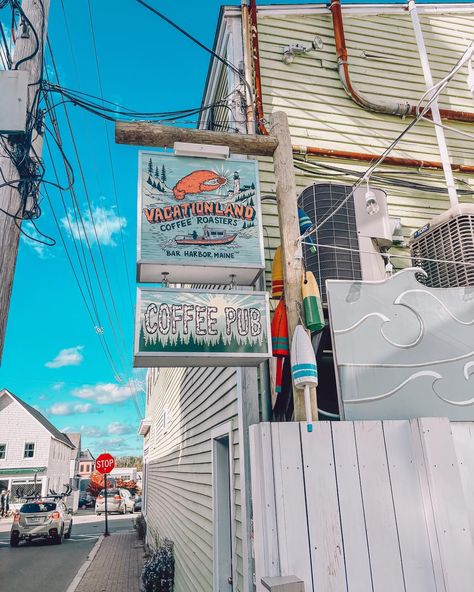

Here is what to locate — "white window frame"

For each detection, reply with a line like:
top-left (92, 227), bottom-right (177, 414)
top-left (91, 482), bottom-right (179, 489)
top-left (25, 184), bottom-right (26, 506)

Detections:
top-left (0, 443), bottom-right (6, 460)
top-left (24, 442), bottom-right (35, 459)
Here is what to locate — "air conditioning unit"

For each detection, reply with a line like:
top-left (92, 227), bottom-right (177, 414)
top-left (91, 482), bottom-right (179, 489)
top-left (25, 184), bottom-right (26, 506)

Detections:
top-left (299, 183), bottom-right (392, 301)
top-left (410, 204), bottom-right (474, 288)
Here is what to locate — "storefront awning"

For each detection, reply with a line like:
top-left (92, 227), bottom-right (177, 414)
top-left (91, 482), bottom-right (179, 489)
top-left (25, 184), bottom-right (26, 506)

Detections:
top-left (0, 467), bottom-right (46, 475)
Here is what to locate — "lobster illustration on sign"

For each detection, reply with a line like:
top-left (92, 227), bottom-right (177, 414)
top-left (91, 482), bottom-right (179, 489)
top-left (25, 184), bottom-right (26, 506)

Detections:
top-left (172, 170), bottom-right (227, 200)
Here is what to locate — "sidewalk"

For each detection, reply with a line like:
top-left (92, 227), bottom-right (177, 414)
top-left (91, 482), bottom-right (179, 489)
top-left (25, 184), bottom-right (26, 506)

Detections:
top-left (74, 532), bottom-right (144, 592)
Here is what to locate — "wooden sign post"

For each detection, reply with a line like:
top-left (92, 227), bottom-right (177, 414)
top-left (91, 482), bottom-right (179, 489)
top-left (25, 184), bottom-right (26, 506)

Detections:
top-left (115, 113), bottom-right (316, 421)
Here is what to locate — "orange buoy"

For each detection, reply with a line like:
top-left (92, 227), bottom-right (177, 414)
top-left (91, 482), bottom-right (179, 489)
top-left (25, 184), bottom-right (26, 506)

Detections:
top-left (302, 271), bottom-right (325, 332)
top-left (272, 246), bottom-right (284, 299)
top-left (271, 299), bottom-right (289, 394)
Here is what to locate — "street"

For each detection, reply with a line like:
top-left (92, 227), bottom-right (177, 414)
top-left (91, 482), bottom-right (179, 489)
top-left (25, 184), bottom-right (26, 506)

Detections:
top-left (0, 510), bottom-right (136, 592)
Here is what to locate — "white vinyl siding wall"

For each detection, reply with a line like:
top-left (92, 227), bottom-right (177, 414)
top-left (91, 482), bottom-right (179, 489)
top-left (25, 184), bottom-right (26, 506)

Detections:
top-left (145, 367), bottom-right (244, 592)
top-left (253, 8), bottom-right (474, 282)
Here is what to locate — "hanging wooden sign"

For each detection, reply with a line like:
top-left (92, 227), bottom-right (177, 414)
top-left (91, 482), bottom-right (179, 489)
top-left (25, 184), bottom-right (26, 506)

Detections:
top-left (134, 287), bottom-right (272, 367)
top-left (137, 151), bottom-right (265, 285)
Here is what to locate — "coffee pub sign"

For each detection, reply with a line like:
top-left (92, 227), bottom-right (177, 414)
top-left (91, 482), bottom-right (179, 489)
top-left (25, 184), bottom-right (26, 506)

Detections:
top-left (137, 151), bottom-right (265, 285)
top-left (134, 288), bottom-right (272, 367)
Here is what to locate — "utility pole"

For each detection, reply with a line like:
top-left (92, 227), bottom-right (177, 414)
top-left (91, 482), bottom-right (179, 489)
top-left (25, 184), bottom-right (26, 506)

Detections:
top-left (270, 112), bottom-right (312, 421)
top-left (116, 113), bottom-right (317, 421)
top-left (0, 0), bottom-right (51, 363)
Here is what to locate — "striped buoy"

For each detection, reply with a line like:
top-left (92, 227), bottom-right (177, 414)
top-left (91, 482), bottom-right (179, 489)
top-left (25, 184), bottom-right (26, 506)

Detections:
top-left (272, 246), bottom-right (284, 299)
top-left (291, 325), bottom-right (318, 432)
top-left (271, 299), bottom-right (289, 395)
top-left (302, 272), bottom-right (325, 332)
top-left (298, 207), bottom-right (317, 254)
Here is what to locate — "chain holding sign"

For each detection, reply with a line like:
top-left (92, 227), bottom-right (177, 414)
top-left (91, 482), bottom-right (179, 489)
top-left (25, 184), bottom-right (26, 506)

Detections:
top-left (134, 288), bottom-right (271, 367)
top-left (137, 152), bottom-right (265, 285)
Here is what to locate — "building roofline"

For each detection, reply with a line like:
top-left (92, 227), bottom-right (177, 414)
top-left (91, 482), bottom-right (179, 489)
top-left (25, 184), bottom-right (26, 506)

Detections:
top-left (0, 388), bottom-right (75, 449)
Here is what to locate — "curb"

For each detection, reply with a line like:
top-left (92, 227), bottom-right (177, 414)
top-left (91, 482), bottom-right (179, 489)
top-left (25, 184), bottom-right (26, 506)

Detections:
top-left (66, 534), bottom-right (105, 592)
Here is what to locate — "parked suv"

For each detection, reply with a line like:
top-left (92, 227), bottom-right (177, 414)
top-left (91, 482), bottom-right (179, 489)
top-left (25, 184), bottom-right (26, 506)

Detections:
top-left (95, 488), bottom-right (134, 515)
top-left (10, 499), bottom-right (73, 546)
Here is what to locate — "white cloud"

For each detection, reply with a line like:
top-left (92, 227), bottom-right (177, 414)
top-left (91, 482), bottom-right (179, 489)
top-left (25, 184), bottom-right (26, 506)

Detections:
top-left (52, 382), bottom-right (65, 391)
top-left (107, 422), bottom-right (135, 436)
top-left (72, 382), bottom-right (139, 405)
top-left (99, 437), bottom-right (128, 449)
top-left (49, 402), bottom-right (100, 416)
top-left (45, 346), bottom-right (84, 369)
top-left (60, 205), bottom-right (127, 247)
top-left (75, 425), bottom-right (104, 438)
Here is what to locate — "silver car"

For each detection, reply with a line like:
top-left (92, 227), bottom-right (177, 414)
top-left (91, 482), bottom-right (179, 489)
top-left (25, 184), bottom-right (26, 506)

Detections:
top-left (95, 488), bottom-right (134, 515)
top-left (10, 499), bottom-right (73, 546)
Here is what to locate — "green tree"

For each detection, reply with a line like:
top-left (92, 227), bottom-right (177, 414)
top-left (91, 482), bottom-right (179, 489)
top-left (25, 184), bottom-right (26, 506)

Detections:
top-left (148, 158), bottom-right (153, 175)
top-left (161, 164), bottom-right (167, 183)
top-left (155, 165), bottom-right (160, 178)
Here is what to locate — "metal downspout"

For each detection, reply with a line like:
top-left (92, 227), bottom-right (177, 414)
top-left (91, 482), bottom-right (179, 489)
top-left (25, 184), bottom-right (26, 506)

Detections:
top-left (329, 0), bottom-right (474, 123)
top-left (408, 0), bottom-right (458, 206)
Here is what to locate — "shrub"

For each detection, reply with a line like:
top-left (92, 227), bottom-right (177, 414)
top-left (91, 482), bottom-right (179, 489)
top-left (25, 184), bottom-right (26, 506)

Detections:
top-left (141, 538), bottom-right (174, 592)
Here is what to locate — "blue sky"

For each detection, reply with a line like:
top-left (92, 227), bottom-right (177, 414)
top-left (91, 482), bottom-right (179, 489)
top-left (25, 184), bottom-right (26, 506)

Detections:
top-left (0, 0), bottom-right (469, 457)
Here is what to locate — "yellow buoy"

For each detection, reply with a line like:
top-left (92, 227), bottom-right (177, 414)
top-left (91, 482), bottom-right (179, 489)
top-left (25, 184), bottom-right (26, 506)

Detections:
top-left (272, 246), bottom-right (284, 299)
top-left (302, 271), bottom-right (325, 332)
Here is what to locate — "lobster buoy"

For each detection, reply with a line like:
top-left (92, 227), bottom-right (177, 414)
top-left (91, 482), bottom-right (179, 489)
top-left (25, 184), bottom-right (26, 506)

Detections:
top-left (302, 272), bottom-right (325, 332)
top-left (291, 325), bottom-right (318, 432)
top-left (272, 246), bottom-right (284, 299)
top-left (271, 299), bottom-right (289, 395)
top-left (298, 207), bottom-right (317, 254)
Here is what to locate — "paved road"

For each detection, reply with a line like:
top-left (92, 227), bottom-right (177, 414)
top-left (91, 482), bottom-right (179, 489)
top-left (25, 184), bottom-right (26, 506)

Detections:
top-left (0, 511), bottom-right (136, 592)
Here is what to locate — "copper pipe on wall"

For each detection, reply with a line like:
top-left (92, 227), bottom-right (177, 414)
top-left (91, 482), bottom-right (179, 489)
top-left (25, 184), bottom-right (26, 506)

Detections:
top-left (248, 1), bottom-right (474, 173)
top-left (329, 0), bottom-right (474, 123)
top-left (294, 144), bottom-right (474, 174)
top-left (249, 0), bottom-right (269, 135)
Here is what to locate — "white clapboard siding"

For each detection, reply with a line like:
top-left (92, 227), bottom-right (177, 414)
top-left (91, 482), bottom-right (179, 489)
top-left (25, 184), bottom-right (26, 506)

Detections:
top-left (146, 367), bottom-right (244, 592)
top-left (250, 419), bottom-right (474, 592)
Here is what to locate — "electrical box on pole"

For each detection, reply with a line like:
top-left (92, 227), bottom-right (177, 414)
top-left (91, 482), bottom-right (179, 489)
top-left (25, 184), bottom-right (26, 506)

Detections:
top-left (0, 70), bottom-right (29, 133)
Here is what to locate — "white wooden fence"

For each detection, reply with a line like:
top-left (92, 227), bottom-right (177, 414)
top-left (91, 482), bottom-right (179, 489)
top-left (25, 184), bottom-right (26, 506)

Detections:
top-left (249, 419), bottom-right (474, 592)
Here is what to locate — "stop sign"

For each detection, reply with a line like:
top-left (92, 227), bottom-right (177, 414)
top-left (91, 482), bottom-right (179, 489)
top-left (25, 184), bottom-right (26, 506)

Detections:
top-left (96, 453), bottom-right (115, 474)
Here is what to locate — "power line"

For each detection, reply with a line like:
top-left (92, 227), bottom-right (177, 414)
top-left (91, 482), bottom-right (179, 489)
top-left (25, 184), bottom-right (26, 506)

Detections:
top-left (135, 0), bottom-right (253, 123)
top-left (43, 184), bottom-right (123, 378)
top-left (43, 86), bottom-right (129, 377)
top-left (85, 0), bottom-right (134, 315)
top-left (46, 41), bottom-right (130, 368)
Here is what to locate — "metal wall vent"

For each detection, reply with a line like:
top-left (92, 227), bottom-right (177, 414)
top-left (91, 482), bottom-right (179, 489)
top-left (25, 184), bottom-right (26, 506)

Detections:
top-left (300, 183), bottom-right (361, 302)
top-left (410, 205), bottom-right (474, 288)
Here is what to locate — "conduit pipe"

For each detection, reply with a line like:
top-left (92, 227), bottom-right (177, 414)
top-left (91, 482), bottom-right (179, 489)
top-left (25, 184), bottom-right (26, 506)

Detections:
top-left (329, 0), bottom-right (474, 123)
top-left (248, 1), bottom-right (474, 174)
top-left (408, 0), bottom-right (458, 205)
top-left (249, 0), bottom-right (269, 135)
top-left (241, 1), bottom-right (256, 134)
top-left (293, 145), bottom-right (474, 174)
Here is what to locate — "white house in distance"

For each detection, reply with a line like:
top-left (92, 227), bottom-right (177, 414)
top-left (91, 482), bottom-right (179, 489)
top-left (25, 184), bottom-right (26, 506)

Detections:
top-left (0, 388), bottom-right (77, 503)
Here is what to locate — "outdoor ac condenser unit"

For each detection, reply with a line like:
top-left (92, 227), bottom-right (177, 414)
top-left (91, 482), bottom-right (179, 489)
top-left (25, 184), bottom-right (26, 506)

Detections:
top-left (300, 183), bottom-right (392, 302)
top-left (410, 204), bottom-right (474, 288)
